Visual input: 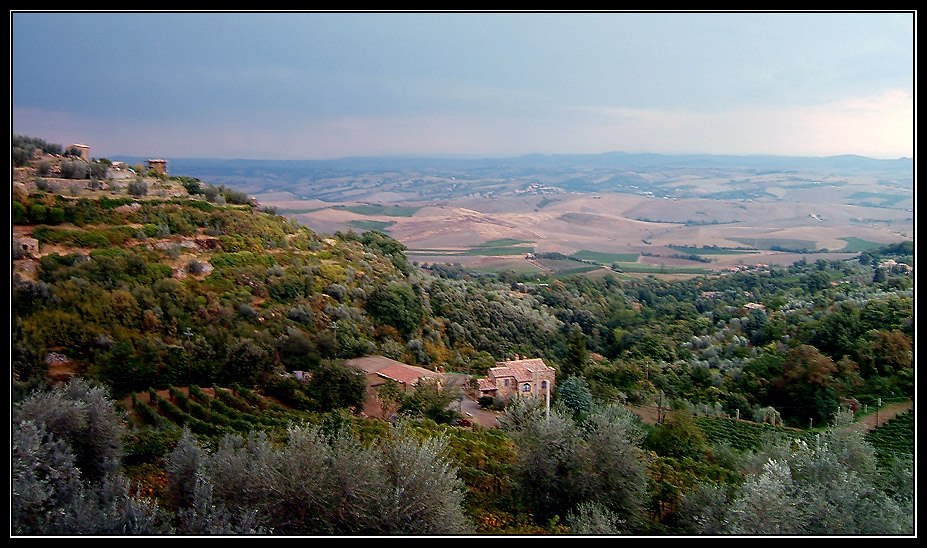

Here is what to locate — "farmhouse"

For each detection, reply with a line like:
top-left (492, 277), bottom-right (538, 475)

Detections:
top-left (346, 355), bottom-right (442, 394)
top-left (478, 356), bottom-right (555, 401)
top-left (346, 355), bottom-right (445, 419)
top-left (878, 259), bottom-right (913, 274)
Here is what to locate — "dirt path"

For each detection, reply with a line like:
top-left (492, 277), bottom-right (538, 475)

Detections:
top-left (846, 400), bottom-right (913, 433)
top-left (628, 400), bottom-right (913, 433)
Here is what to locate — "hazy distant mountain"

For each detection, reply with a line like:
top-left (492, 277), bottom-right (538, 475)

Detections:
top-left (116, 150), bottom-right (913, 174)
top-left (112, 151), bottom-right (913, 204)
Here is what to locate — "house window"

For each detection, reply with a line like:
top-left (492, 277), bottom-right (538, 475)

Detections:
top-left (541, 380), bottom-right (548, 389)
top-left (522, 383), bottom-right (531, 392)
top-left (503, 379), bottom-right (509, 387)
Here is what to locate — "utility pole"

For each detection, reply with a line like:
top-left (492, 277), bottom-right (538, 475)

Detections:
top-left (657, 391), bottom-right (665, 423)
top-left (545, 377), bottom-right (550, 422)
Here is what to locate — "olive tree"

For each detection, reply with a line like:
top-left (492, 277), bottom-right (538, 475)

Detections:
top-left (166, 422), bottom-right (471, 535)
top-left (11, 378), bottom-right (169, 535)
top-left (502, 400), bottom-right (648, 532)
top-left (677, 410), bottom-right (914, 535)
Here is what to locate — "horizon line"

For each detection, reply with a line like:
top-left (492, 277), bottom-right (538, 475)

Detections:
top-left (105, 150), bottom-right (914, 164)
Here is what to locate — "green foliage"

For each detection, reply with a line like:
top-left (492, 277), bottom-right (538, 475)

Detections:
top-left (12, 378), bottom-right (170, 534)
top-left (399, 377), bottom-right (462, 424)
top-left (346, 219), bottom-right (395, 232)
top-left (645, 410), bottom-right (708, 461)
top-left (33, 226), bottom-right (109, 248)
top-left (562, 325), bottom-right (588, 378)
top-left (768, 345), bottom-right (844, 427)
top-left (122, 429), bottom-right (182, 466)
top-left (334, 204), bottom-right (421, 217)
top-left (209, 251), bottom-right (277, 269)
top-left (10, 136), bottom-right (916, 534)
top-left (571, 249), bottom-right (641, 263)
top-left (555, 375), bottom-right (594, 420)
top-left (165, 423), bottom-right (471, 534)
top-left (172, 176), bottom-right (205, 195)
top-left (221, 338), bottom-right (274, 385)
top-left (716, 415), bottom-right (913, 534)
top-left (502, 401), bottom-right (648, 531)
top-left (262, 362), bottom-right (365, 415)
top-left (128, 179), bottom-right (148, 196)
top-left (366, 281), bottom-right (425, 337)
top-left (865, 409), bottom-right (914, 467)
top-left (695, 416), bottom-right (810, 453)
top-left (838, 236), bottom-right (883, 252)
top-left (302, 359), bottom-right (367, 412)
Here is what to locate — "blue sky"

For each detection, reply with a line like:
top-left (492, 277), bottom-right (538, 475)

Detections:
top-left (11, 11), bottom-right (915, 160)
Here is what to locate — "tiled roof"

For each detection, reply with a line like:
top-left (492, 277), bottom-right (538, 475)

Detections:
top-left (347, 355), bottom-right (409, 375)
top-left (376, 363), bottom-right (440, 386)
top-left (478, 378), bottom-right (498, 392)
top-left (490, 358), bottom-right (553, 383)
top-left (347, 355), bottom-right (441, 386)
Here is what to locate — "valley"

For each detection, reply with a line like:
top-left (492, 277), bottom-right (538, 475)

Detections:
top-left (160, 152), bottom-right (913, 277)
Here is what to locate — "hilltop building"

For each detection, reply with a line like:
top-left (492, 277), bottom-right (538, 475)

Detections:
top-left (478, 356), bottom-right (555, 401)
top-left (68, 143), bottom-right (90, 160)
top-left (147, 158), bottom-right (168, 175)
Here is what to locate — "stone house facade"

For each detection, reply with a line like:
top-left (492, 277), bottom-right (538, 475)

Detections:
top-left (478, 357), bottom-right (555, 401)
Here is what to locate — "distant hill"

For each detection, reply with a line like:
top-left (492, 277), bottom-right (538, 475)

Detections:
top-left (114, 150), bottom-right (913, 174)
top-left (112, 152), bottom-right (913, 199)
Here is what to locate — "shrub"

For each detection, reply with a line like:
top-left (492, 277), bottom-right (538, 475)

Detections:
top-left (128, 179), bottom-right (148, 197)
top-left (166, 423), bottom-right (471, 534)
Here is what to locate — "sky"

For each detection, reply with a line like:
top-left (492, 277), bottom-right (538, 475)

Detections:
top-left (11, 11), bottom-right (916, 161)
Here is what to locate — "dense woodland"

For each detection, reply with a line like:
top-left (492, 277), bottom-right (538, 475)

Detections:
top-left (11, 136), bottom-right (915, 535)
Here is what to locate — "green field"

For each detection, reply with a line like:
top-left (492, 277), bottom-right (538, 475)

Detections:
top-left (460, 246), bottom-right (534, 256)
top-left (278, 207), bottom-right (327, 214)
top-left (346, 220), bottom-right (395, 232)
top-left (668, 245), bottom-right (759, 255)
top-left (410, 246), bottom-right (533, 257)
top-left (612, 262), bottom-right (709, 274)
top-left (467, 261), bottom-right (545, 274)
top-left (729, 237), bottom-right (818, 252)
top-left (865, 409), bottom-right (914, 467)
top-left (838, 237), bottom-right (884, 253)
top-left (536, 258), bottom-right (604, 275)
top-left (846, 191), bottom-right (910, 207)
top-left (333, 204), bottom-right (422, 217)
top-left (695, 416), bottom-right (810, 452)
top-left (474, 238), bottom-right (533, 248)
top-left (133, 384), bottom-right (314, 437)
top-left (571, 250), bottom-right (640, 263)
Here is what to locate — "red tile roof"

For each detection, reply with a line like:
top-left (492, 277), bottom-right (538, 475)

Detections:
top-left (347, 355), bottom-right (409, 375)
top-left (478, 378), bottom-right (498, 392)
top-left (376, 362), bottom-right (440, 386)
top-left (489, 358), bottom-right (553, 383)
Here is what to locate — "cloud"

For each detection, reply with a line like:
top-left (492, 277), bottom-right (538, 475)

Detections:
top-left (13, 12), bottom-right (912, 161)
top-left (556, 88), bottom-right (914, 158)
top-left (14, 86), bottom-right (912, 161)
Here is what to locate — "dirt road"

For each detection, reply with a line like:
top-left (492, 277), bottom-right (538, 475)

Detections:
top-left (629, 400), bottom-right (913, 433)
top-left (846, 400), bottom-right (913, 433)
